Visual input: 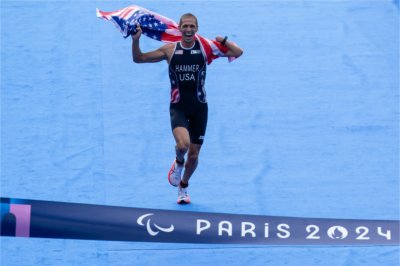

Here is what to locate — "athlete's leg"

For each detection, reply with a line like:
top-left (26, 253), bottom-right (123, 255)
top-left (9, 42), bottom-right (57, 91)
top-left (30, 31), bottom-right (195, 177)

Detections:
top-left (172, 127), bottom-right (190, 162)
top-left (180, 103), bottom-right (207, 186)
top-left (181, 143), bottom-right (202, 186)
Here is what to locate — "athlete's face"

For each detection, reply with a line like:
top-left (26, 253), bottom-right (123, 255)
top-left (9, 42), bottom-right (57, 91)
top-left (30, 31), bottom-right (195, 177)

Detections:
top-left (179, 17), bottom-right (198, 45)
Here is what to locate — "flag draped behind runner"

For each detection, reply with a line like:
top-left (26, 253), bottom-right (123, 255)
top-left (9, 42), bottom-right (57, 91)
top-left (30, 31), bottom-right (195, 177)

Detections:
top-left (1, 198), bottom-right (399, 245)
top-left (96, 5), bottom-right (232, 64)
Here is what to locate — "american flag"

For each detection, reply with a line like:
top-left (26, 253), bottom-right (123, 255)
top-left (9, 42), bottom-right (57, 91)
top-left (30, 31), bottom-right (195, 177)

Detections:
top-left (96, 5), bottom-right (232, 64)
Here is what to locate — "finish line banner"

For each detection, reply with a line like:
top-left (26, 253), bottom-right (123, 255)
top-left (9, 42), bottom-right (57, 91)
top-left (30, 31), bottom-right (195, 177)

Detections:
top-left (1, 198), bottom-right (398, 245)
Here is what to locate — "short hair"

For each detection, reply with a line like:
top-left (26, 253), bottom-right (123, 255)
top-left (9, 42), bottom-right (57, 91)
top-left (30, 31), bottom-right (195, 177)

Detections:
top-left (179, 13), bottom-right (198, 27)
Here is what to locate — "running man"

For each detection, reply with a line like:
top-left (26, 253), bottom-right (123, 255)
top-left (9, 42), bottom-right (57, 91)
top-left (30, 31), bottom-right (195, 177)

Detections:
top-left (131, 13), bottom-right (243, 204)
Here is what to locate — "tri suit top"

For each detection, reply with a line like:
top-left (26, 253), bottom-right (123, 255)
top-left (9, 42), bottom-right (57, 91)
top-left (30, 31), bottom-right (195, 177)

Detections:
top-left (168, 40), bottom-right (208, 145)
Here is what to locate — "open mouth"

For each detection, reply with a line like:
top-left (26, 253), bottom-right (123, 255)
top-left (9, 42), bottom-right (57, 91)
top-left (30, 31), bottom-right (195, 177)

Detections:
top-left (184, 33), bottom-right (194, 37)
top-left (182, 31), bottom-right (195, 44)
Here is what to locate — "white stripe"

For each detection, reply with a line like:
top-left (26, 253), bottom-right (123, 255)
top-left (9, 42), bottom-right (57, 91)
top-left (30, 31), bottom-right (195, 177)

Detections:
top-left (165, 28), bottom-right (181, 36)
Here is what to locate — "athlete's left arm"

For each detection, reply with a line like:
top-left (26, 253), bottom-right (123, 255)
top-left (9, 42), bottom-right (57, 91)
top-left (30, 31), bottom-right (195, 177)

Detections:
top-left (216, 36), bottom-right (243, 58)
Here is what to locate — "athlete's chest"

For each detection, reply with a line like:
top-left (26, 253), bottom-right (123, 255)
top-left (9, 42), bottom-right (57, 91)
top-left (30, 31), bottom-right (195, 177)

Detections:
top-left (170, 42), bottom-right (206, 73)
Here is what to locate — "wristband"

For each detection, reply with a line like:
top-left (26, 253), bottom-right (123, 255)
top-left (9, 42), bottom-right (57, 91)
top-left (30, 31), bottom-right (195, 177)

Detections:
top-left (221, 36), bottom-right (228, 46)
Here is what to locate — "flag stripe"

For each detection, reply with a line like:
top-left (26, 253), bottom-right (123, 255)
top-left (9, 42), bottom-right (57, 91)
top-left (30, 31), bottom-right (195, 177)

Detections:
top-left (97, 5), bottom-right (232, 64)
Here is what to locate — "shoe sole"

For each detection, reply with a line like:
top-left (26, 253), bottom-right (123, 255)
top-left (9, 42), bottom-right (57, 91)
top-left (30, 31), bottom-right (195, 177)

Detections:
top-left (177, 199), bottom-right (190, 204)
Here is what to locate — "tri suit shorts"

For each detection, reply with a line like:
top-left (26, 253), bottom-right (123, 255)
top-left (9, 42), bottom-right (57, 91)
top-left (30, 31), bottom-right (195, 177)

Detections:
top-left (170, 102), bottom-right (208, 145)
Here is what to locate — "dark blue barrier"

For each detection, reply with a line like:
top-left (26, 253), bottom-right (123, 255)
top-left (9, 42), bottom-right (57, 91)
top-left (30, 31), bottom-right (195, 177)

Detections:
top-left (1, 197), bottom-right (398, 245)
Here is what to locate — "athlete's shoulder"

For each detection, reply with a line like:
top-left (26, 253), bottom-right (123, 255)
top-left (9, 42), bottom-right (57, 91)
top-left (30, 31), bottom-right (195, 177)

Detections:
top-left (160, 43), bottom-right (175, 54)
top-left (162, 43), bottom-right (177, 63)
top-left (160, 43), bottom-right (176, 52)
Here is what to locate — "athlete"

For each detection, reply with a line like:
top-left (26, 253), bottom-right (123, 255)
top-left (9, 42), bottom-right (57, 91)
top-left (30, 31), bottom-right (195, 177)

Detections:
top-left (131, 13), bottom-right (243, 204)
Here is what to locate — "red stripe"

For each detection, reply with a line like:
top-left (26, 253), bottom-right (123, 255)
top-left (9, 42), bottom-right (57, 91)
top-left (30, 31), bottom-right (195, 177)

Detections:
top-left (161, 33), bottom-right (181, 43)
top-left (98, 10), bottom-right (118, 19)
top-left (120, 7), bottom-right (134, 19)
top-left (197, 36), bottom-right (213, 65)
top-left (166, 24), bottom-right (179, 30)
top-left (171, 87), bottom-right (180, 103)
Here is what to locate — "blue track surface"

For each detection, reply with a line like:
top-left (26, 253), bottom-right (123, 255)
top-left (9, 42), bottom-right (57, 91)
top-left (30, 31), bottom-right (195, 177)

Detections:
top-left (1, 0), bottom-right (399, 265)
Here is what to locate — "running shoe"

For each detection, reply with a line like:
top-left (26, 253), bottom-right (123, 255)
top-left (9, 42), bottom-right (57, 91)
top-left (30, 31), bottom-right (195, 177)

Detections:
top-left (167, 160), bottom-right (183, 187)
top-left (177, 186), bottom-right (190, 204)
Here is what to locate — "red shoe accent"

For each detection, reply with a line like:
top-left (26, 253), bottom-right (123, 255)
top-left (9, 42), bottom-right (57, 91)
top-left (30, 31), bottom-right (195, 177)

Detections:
top-left (167, 160), bottom-right (179, 187)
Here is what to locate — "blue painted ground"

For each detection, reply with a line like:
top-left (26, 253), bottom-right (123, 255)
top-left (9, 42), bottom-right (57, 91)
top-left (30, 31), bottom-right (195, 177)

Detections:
top-left (1, 0), bottom-right (399, 265)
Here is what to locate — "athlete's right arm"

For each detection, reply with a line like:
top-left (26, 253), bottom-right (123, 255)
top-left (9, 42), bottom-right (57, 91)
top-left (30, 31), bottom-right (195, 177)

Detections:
top-left (131, 25), bottom-right (168, 63)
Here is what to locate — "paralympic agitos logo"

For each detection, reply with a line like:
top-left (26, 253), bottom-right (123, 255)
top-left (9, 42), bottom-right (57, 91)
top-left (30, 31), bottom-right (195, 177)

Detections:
top-left (137, 213), bottom-right (174, 236)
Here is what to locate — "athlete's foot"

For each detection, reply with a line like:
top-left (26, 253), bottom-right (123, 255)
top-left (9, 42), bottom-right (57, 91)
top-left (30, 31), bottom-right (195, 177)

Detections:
top-left (168, 159), bottom-right (184, 187)
top-left (177, 183), bottom-right (190, 204)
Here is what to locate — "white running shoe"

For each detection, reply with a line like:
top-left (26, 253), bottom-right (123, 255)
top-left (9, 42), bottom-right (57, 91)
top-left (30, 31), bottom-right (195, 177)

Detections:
top-left (167, 160), bottom-right (183, 187)
top-left (177, 186), bottom-right (190, 204)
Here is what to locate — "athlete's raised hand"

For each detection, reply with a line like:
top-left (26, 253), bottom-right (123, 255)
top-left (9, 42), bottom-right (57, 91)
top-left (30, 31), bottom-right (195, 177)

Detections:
top-left (131, 24), bottom-right (142, 41)
top-left (215, 35), bottom-right (243, 58)
top-left (215, 36), bottom-right (226, 44)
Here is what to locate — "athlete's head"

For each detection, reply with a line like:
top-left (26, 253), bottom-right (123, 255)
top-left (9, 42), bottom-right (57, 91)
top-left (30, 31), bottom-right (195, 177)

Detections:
top-left (179, 13), bottom-right (198, 28)
top-left (179, 13), bottom-right (198, 45)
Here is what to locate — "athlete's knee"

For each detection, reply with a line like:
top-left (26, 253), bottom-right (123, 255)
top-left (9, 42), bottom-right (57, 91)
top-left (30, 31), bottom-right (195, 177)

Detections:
top-left (176, 139), bottom-right (190, 154)
top-left (188, 153), bottom-right (199, 162)
top-left (187, 148), bottom-right (200, 162)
